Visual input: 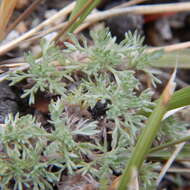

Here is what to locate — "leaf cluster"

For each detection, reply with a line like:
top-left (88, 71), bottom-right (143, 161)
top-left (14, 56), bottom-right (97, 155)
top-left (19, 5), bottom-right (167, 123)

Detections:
top-left (5, 28), bottom-right (184, 190)
top-left (0, 107), bottom-right (99, 190)
top-left (9, 40), bottom-right (73, 104)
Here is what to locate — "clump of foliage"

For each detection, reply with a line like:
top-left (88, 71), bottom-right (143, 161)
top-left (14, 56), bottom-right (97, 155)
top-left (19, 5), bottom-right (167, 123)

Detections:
top-left (9, 41), bottom-right (71, 104)
top-left (1, 28), bottom-right (185, 190)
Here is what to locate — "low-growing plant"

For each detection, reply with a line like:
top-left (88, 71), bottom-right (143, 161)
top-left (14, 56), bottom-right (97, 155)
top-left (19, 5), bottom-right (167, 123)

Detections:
top-left (1, 28), bottom-right (188, 190)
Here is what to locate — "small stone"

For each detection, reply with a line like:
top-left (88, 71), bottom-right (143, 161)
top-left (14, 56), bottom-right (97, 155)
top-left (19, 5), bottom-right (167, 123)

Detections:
top-left (15, 21), bottom-right (28, 34)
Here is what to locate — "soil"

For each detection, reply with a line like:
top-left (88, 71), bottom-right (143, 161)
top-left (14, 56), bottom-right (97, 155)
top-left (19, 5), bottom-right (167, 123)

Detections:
top-left (0, 81), bottom-right (18, 123)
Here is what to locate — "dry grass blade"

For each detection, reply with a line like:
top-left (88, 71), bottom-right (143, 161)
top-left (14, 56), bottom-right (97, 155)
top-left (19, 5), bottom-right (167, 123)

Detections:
top-left (0, 0), bottom-right (17, 41)
top-left (27, 2), bottom-right (190, 40)
top-left (84, 2), bottom-right (190, 25)
top-left (148, 41), bottom-right (190, 53)
top-left (162, 69), bottom-right (177, 105)
top-left (0, 63), bottom-right (26, 68)
top-left (75, 0), bottom-right (148, 34)
top-left (1, 2), bottom-right (190, 55)
top-left (160, 168), bottom-right (190, 173)
top-left (26, 21), bottom-right (89, 42)
top-left (114, 0), bottom-right (149, 9)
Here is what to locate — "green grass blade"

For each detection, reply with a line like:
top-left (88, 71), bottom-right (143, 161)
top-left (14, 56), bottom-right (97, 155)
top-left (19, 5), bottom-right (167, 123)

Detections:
top-left (52, 0), bottom-right (100, 42)
top-left (118, 98), bottom-right (168, 190)
top-left (68, 0), bottom-right (101, 33)
top-left (167, 86), bottom-right (190, 111)
top-left (140, 86), bottom-right (190, 117)
top-left (153, 49), bottom-right (190, 68)
top-left (69, 0), bottom-right (85, 20)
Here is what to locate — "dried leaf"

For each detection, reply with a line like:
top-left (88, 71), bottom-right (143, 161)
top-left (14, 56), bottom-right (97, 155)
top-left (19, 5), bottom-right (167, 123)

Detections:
top-left (162, 68), bottom-right (176, 105)
top-left (0, 0), bottom-right (17, 41)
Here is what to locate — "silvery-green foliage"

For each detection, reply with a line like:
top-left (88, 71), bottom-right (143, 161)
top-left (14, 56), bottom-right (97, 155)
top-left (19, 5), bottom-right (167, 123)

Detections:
top-left (65, 29), bottom-right (162, 73)
top-left (0, 103), bottom-right (100, 189)
top-left (46, 98), bottom-right (100, 175)
top-left (140, 162), bottom-right (160, 190)
top-left (0, 114), bottom-right (60, 190)
top-left (5, 28), bottom-right (172, 190)
top-left (9, 40), bottom-right (73, 104)
top-left (159, 116), bottom-right (188, 141)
